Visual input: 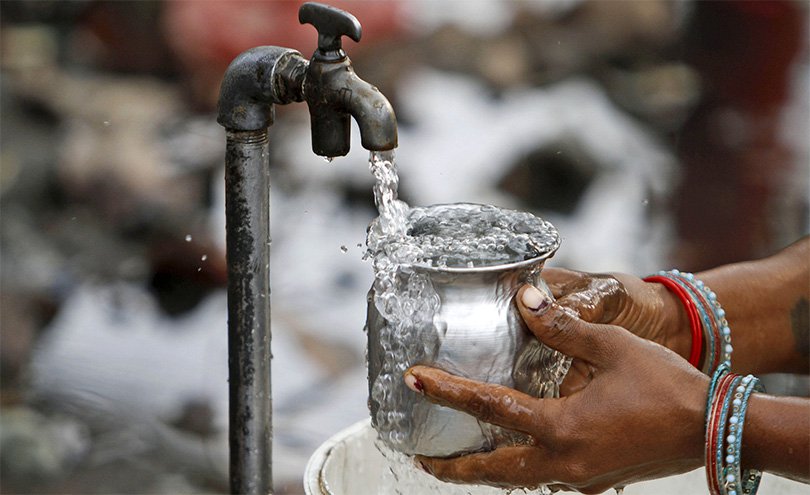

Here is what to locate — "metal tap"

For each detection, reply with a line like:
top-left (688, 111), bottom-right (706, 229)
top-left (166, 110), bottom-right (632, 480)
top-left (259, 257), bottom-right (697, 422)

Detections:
top-left (299, 2), bottom-right (398, 156)
top-left (216, 3), bottom-right (397, 494)
top-left (218, 2), bottom-right (398, 155)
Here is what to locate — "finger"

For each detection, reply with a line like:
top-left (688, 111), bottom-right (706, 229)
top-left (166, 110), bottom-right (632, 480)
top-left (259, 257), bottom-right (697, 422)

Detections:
top-left (558, 358), bottom-right (593, 396)
top-left (541, 267), bottom-right (584, 298)
top-left (555, 291), bottom-right (606, 323)
top-left (404, 365), bottom-right (555, 437)
top-left (517, 284), bottom-right (617, 363)
top-left (416, 446), bottom-right (548, 488)
top-left (545, 271), bottom-right (624, 324)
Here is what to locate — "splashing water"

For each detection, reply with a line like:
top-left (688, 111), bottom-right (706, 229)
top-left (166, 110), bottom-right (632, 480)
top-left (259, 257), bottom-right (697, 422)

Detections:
top-left (405, 203), bottom-right (559, 268)
top-left (373, 437), bottom-right (554, 495)
top-left (367, 150), bottom-right (409, 244)
top-left (365, 150), bottom-right (566, 493)
top-left (366, 151), bottom-right (558, 269)
top-left (367, 151), bottom-right (439, 451)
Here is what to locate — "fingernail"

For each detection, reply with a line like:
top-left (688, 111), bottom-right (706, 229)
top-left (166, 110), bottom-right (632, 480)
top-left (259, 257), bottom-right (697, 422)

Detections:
top-left (521, 285), bottom-right (550, 313)
top-left (404, 372), bottom-right (424, 393)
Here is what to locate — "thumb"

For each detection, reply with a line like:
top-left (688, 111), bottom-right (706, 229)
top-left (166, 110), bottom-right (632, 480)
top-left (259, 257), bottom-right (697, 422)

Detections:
top-left (517, 284), bottom-right (614, 363)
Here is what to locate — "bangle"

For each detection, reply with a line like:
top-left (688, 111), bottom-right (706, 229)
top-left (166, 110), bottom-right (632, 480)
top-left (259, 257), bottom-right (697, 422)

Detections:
top-left (726, 375), bottom-right (764, 495)
top-left (705, 364), bottom-right (731, 494)
top-left (643, 274), bottom-right (703, 368)
top-left (671, 270), bottom-right (732, 371)
top-left (707, 373), bottom-right (742, 495)
top-left (704, 367), bottom-right (764, 495)
top-left (668, 271), bottom-right (730, 372)
top-left (647, 270), bottom-right (731, 374)
top-left (705, 362), bottom-right (731, 422)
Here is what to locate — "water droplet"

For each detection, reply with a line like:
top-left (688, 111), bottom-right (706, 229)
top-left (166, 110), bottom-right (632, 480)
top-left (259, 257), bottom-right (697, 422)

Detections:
top-left (201, 254), bottom-right (208, 261)
top-left (197, 267), bottom-right (202, 272)
top-left (184, 235), bottom-right (192, 242)
top-left (340, 245), bottom-right (348, 253)
top-left (323, 156), bottom-right (335, 163)
top-left (641, 199), bottom-right (649, 205)
top-left (103, 120), bottom-right (111, 126)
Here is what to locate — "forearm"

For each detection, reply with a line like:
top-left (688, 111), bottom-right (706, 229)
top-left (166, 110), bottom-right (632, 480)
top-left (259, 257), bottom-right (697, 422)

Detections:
top-left (697, 237), bottom-right (809, 374)
top-left (742, 393), bottom-right (810, 482)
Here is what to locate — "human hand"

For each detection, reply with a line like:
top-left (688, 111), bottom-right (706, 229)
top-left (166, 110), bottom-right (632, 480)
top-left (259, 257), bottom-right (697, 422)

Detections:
top-left (543, 268), bottom-right (692, 360)
top-left (404, 285), bottom-right (708, 493)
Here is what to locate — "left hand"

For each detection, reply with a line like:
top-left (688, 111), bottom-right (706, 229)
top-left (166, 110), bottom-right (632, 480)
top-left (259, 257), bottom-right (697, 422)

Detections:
top-left (543, 268), bottom-right (690, 359)
top-left (404, 285), bottom-right (709, 493)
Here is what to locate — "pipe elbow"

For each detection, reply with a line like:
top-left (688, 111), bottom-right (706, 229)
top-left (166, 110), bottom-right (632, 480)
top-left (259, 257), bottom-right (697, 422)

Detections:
top-left (217, 47), bottom-right (307, 131)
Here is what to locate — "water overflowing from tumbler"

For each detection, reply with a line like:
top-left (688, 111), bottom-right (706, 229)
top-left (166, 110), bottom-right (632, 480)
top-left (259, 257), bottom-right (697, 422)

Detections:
top-left (364, 151), bottom-right (571, 467)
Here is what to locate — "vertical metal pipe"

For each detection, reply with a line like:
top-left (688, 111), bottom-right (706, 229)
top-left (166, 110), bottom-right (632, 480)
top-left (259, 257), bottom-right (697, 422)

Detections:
top-left (225, 129), bottom-right (272, 495)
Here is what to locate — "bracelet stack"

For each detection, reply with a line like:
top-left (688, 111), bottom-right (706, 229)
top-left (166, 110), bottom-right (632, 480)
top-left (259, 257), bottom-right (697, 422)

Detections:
top-left (705, 365), bottom-right (764, 495)
top-left (644, 270), bottom-right (731, 374)
top-left (646, 270), bottom-right (763, 494)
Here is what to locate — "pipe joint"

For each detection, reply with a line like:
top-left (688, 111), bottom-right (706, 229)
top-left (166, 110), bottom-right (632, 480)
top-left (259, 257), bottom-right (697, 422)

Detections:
top-left (217, 47), bottom-right (308, 131)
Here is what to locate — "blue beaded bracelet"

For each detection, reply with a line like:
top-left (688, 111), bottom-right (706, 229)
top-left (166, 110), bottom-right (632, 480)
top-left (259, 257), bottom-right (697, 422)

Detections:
top-left (654, 270), bottom-right (731, 374)
top-left (706, 362), bottom-right (731, 422)
top-left (705, 368), bottom-right (765, 495)
top-left (716, 374), bottom-right (744, 493)
top-left (726, 375), bottom-right (764, 495)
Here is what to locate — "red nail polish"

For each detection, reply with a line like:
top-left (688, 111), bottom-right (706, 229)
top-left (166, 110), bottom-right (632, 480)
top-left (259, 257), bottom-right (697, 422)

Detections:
top-left (532, 298), bottom-right (550, 312)
top-left (404, 373), bottom-right (424, 393)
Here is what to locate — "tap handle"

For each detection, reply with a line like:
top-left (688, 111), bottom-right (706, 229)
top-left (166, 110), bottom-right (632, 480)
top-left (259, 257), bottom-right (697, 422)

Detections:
top-left (299, 2), bottom-right (362, 60)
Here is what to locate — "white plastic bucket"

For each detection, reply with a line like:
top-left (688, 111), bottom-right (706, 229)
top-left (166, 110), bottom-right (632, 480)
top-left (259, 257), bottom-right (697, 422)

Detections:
top-left (304, 420), bottom-right (386, 495)
top-left (303, 419), bottom-right (507, 495)
top-left (304, 419), bottom-right (807, 495)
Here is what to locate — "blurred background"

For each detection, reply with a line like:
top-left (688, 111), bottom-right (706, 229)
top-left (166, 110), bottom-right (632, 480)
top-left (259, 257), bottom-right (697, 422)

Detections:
top-left (0, 1), bottom-right (807, 493)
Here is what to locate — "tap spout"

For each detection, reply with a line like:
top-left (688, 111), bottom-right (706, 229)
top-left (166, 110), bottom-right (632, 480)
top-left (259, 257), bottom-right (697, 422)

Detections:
top-left (217, 46), bottom-right (308, 131)
top-left (346, 73), bottom-right (399, 153)
top-left (304, 59), bottom-right (398, 157)
top-left (299, 2), bottom-right (397, 157)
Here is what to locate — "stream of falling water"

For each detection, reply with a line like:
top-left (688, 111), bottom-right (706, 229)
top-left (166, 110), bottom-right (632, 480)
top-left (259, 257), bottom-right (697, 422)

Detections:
top-left (365, 150), bottom-right (565, 494)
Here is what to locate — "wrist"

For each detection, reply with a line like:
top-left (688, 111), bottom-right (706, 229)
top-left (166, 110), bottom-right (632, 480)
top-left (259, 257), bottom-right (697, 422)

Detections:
top-left (740, 393), bottom-right (810, 479)
top-left (682, 372), bottom-right (711, 463)
top-left (704, 370), bottom-right (767, 494)
top-left (654, 282), bottom-right (693, 361)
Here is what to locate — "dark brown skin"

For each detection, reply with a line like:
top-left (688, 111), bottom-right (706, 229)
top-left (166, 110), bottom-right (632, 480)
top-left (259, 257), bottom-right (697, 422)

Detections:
top-left (697, 238), bottom-right (809, 375)
top-left (405, 236), bottom-right (810, 490)
top-left (544, 236), bottom-right (810, 375)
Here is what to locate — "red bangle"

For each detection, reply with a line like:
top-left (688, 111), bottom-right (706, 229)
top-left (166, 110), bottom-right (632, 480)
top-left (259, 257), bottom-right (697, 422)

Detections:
top-left (677, 278), bottom-right (722, 372)
top-left (644, 275), bottom-right (703, 368)
top-left (705, 373), bottom-right (737, 495)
